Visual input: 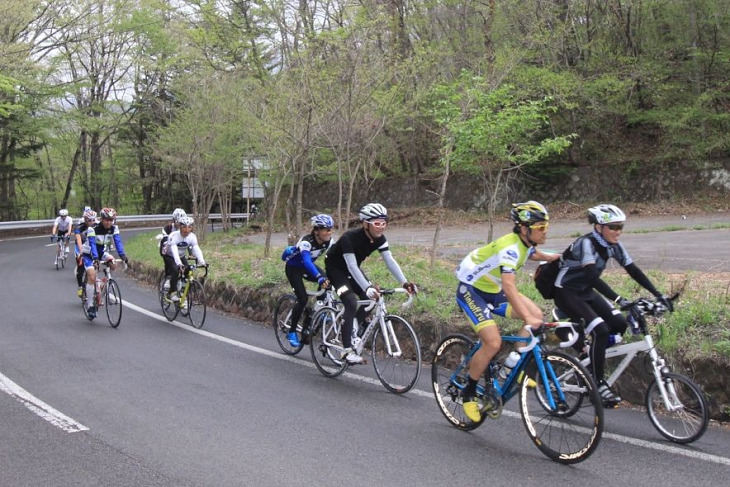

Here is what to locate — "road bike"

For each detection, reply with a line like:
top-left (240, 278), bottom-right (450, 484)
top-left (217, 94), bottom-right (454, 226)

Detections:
top-left (553, 294), bottom-right (709, 444)
top-left (158, 260), bottom-right (209, 329)
top-left (273, 286), bottom-right (340, 355)
top-left (81, 259), bottom-right (123, 328)
top-left (432, 322), bottom-right (604, 464)
top-left (51, 234), bottom-right (70, 270)
top-left (309, 288), bottom-right (421, 394)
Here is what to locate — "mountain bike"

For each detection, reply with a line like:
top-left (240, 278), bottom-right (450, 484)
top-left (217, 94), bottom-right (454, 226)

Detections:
top-left (309, 288), bottom-right (421, 394)
top-left (51, 234), bottom-right (70, 270)
top-left (158, 260), bottom-right (209, 329)
top-left (553, 294), bottom-right (709, 444)
top-left (432, 322), bottom-right (604, 464)
top-left (81, 259), bottom-right (123, 328)
top-left (273, 286), bottom-right (340, 355)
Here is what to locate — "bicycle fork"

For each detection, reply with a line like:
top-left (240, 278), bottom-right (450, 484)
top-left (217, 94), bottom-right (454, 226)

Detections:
top-left (645, 336), bottom-right (683, 412)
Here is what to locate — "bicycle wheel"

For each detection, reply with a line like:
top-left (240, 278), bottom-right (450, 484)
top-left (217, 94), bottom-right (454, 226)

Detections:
top-left (158, 271), bottom-right (178, 322)
top-left (105, 279), bottom-right (122, 328)
top-left (520, 351), bottom-right (603, 464)
top-left (646, 371), bottom-right (709, 444)
top-left (186, 279), bottom-right (207, 329)
top-left (309, 306), bottom-right (348, 378)
top-left (371, 315), bottom-right (421, 394)
top-left (431, 334), bottom-right (488, 431)
top-left (273, 294), bottom-right (304, 355)
top-left (55, 246), bottom-right (61, 270)
top-left (80, 285), bottom-right (93, 321)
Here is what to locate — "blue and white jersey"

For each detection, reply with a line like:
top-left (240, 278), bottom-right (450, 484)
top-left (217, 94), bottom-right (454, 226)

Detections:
top-left (285, 233), bottom-right (332, 279)
top-left (86, 223), bottom-right (126, 259)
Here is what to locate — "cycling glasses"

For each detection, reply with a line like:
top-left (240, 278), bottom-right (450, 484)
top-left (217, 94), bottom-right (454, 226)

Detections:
top-left (605, 223), bottom-right (624, 231)
top-left (102, 217), bottom-right (114, 222)
top-left (529, 222), bottom-right (549, 231)
top-left (366, 219), bottom-right (387, 229)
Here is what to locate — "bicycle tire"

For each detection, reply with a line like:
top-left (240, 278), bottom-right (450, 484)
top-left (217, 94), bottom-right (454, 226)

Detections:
top-left (186, 279), bottom-right (207, 329)
top-left (55, 245), bottom-right (61, 271)
top-left (309, 306), bottom-right (348, 378)
top-left (372, 315), bottom-right (421, 394)
top-left (431, 334), bottom-right (488, 431)
top-left (273, 294), bottom-right (304, 355)
top-left (80, 285), bottom-right (94, 321)
top-left (105, 279), bottom-right (122, 328)
top-left (646, 371), bottom-right (709, 444)
top-left (520, 351), bottom-right (603, 464)
top-left (158, 271), bottom-right (178, 322)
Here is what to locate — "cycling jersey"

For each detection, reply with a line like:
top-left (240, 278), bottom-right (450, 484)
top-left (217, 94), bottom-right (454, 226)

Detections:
top-left (165, 230), bottom-right (205, 267)
top-left (74, 222), bottom-right (93, 256)
top-left (159, 223), bottom-right (175, 256)
top-left (53, 215), bottom-right (73, 233)
top-left (285, 233), bottom-right (331, 281)
top-left (555, 233), bottom-right (632, 293)
top-left (455, 232), bottom-right (535, 294)
top-left (86, 222), bottom-right (126, 260)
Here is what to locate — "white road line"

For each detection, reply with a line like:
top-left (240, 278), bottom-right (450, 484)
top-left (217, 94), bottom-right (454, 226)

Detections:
top-left (0, 373), bottom-right (89, 433)
top-left (131, 301), bottom-right (730, 466)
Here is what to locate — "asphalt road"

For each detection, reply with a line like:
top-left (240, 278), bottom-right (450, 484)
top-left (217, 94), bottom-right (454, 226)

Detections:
top-left (1, 224), bottom-right (729, 486)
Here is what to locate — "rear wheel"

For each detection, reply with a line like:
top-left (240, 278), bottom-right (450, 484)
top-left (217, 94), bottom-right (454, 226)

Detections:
top-left (372, 315), bottom-right (421, 394)
top-left (273, 294), bottom-right (304, 355)
top-left (158, 271), bottom-right (178, 322)
top-left (310, 307), bottom-right (347, 378)
top-left (431, 334), bottom-right (487, 431)
top-left (105, 279), bottom-right (122, 328)
top-left (520, 351), bottom-right (603, 464)
top-left (186, 279), bottom-right (207, 329)
top-left (646, 372), bottom-right (709, 444)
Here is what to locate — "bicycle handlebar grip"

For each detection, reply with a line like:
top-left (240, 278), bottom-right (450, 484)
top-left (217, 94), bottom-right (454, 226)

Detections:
top-left (516, 325), bottom-right (539, 353)
top-left (555, 322), bottom-right (580, 348)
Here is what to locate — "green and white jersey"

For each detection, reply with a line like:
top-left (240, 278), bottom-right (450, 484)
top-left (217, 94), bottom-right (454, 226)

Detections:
top-left (455, 232), bottom-right (535, 294)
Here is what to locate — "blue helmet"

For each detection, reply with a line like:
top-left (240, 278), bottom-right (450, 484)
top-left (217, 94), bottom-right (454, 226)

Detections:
top-left (311, 214), bottom-right (334, 229)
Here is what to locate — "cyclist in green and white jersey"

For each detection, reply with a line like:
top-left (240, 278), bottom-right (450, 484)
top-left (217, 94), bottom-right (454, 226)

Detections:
top-left (455, 201), bottom-right (560, 422)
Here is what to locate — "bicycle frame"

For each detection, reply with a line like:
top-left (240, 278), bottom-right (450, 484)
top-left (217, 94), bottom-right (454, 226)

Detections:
top-left (351, 290), bottom-right (413, 357)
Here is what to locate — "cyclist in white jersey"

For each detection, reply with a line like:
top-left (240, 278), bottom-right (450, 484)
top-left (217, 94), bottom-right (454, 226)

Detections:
top-left (163, 216), bottom-right (207, 303)
top-left (51, 209), bottom-right (74, 256)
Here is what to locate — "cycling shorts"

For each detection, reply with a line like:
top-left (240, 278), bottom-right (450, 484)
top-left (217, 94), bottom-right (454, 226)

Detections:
top-left (82, 252), bottom-right (114, 269)
top-left (456, 283), bottom-right (511, 332)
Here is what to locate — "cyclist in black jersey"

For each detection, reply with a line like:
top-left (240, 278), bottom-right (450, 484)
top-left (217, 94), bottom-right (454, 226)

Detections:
top-left (284, 214), bottom-right (334, 347)
top-left (553, 204), bottom-right (673, 408)
top-left (324, 203), bottom-right (417, 364)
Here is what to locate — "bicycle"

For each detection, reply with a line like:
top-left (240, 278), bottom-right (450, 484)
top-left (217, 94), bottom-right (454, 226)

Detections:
top-left (432, 322), bottom-right (604, 464)
top-left (81, 259), bottom-right (123, 328)
top-left (51, 235), bottom-right (70, 270)
top-left (158, 260), bottom-right (209, 329)
top-left (273, 286), bottom-right (340, 355)
top-left (553, 294), bottom-right (709, 444)
top-left (309, 288), bottom-right (422, 394)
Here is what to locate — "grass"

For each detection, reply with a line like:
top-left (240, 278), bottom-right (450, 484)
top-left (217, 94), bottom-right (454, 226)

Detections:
top-left (125, 227), bottom-right (730, 361)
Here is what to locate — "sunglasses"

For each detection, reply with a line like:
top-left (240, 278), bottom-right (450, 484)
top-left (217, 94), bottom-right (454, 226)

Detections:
top-left (367, 220), bottom-right (387, 229)
top-left (605, 223), bottom-right (624, 231)
top-left (529, 222), bottom-right (549, 231)
top-left (102, 217), bottom-right (114, 222)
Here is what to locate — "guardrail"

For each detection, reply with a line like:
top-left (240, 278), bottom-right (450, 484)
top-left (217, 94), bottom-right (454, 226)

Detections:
top-left (0, 213), bottom-right (251, 231)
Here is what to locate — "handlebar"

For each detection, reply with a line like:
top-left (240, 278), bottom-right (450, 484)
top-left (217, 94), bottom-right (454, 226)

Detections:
top-left (359, 287), bottom-right (415, 312)
top-left (621, 293), bottom-right (680, 317)
top-left (515, 321), bottom-right (580, 353)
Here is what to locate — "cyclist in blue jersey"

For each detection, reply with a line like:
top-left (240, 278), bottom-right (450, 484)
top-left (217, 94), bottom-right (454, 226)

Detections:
top-left (325, 203), bottom-right (417, 365)
top-left (455, 201), bottom-right (560, 422)
top-left (82, 207), bottom-right (129, 318)
top-left (283, 214), bottom-right (335, 347)
top-left (553, 204), bottom-right (673, 408)
top-left (74, 208), bottom-right (97, 298)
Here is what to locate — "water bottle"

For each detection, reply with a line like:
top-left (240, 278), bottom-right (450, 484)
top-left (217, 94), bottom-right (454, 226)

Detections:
top-left (176, 280), bottom-right (182, 292)
top-left (607, 334), bottom-right (623, 347)
top-left (498, 351), bottom-right (520, 381)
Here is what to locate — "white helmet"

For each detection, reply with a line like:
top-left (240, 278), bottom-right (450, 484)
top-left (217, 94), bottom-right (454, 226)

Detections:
top-left (178, 216), bottom-right (194, 227)
top-left (588, 204), bottom-right (626, 225)
top-left (59, 209), bottom-right (69, 217)
top-left (359, 203), bottom-right (388, 221)
top-left (172, 208), bottom-right (187, 223)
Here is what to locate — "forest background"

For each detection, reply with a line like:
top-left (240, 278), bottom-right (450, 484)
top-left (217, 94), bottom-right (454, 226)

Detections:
top-left (1, 0), bottom-right (729, 244)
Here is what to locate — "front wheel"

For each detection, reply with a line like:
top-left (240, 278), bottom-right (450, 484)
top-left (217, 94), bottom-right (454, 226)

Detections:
top-left (431, 334), bottom-right (487, 431)
top-left (273, 294), bottom-right (303, 355)
top-left (520, 351), bottom-right (603, 464)
top-left (186, 279), bottom-right (207, 329)
top-left (158, 271), bottom-right (178, 322)
top-left (309, 307), bottom-right (347, 378)
top-left (105, 279), bottom-right (122, 328)
top-left (372, 315), bottom-right (421, 394)
top-left (646, 372), bottom-right (709, 444)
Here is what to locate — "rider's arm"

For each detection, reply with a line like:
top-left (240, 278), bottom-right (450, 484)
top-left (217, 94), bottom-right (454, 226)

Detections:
top-left (380, 249), bottom-right (408, 286)
top-left (530, 249), bottom-right (561, 262)
top-left (112, 230), bottom-right (126, 259)
top-left (51, 218), bottom-right (59, 235)
top-left (593, 278), bottom-right (620, 302)
top-left (301, 251), bottom-right (322, 281)
top-left (624, 262), bottom-right (661, 297)
top-left (502, 271), bottom-right (542, 327)
top-left (189, 234), bottom-right (206, 265)
top-left (343, 253), bottom-right (372, 291)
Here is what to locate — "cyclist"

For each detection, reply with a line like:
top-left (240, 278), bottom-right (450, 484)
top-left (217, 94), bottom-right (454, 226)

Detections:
top-left (553, 204), bottom-right (673, 408)
top-left (74, 208), bottom-right (97, 297)
top-left (455, 201), bottom-right (560, 422)
top-left (51, 209), bottom-right (74, 259)
top-left (324, 203), bottom-right (417, 364)
top-left (83, 207), bottom-right (129, 318)
top-left (159, 208), bottom-right (187, 291)
top-left (283, 214), bottom-right (335, 347)
top-left (163, 216), bottom-right (207, 305)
